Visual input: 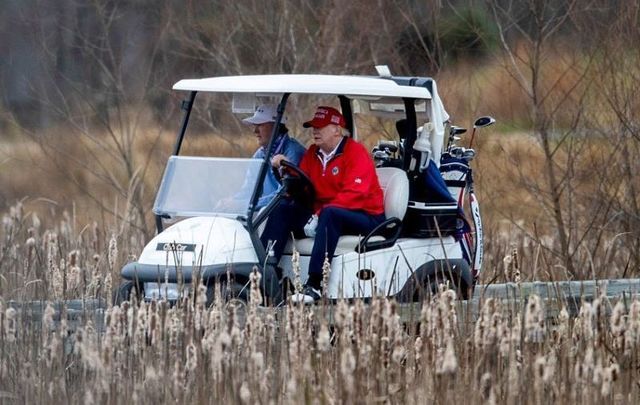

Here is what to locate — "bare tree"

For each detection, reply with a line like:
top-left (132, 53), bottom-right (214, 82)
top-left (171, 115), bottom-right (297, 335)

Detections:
top-left (486, 0), bottom-right (606, 278)
top-left (7, 0), bottom-right (178, 244)
top-left (586, 0), bottom-right (640, 276)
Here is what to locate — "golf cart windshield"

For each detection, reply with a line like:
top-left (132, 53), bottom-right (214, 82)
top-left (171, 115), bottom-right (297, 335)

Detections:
top-left (153, 156), bottom-right (263, 218)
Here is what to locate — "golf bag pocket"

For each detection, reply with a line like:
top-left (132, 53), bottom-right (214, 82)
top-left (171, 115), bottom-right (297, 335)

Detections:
top-left (402, 201), bottom-right (465, 238)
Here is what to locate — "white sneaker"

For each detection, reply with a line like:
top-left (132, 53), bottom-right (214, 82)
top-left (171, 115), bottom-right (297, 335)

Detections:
top-left (290, 285), bottom-right (321, 304)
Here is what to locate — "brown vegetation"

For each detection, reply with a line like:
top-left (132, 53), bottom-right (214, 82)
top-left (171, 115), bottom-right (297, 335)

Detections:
top-left (1, 1), bottom-right (640, 400)
top-left (0, 215), bottom-right (639, 403)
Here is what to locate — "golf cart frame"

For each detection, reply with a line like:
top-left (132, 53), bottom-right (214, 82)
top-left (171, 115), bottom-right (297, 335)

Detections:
top-left (117, 70), bottom-right (480, 305)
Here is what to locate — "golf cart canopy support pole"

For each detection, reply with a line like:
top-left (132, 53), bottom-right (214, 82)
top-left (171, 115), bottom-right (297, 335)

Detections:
top-left (156, 90), bottom-right (197, 233)
top-left (401, 98), bottom-right (418, 172)
top-left (338, 95), bottom-right (354, 136)
top-left (246, 92), bottom-right (290, 263)
top-left (172, 91), bottom-right (197, 156)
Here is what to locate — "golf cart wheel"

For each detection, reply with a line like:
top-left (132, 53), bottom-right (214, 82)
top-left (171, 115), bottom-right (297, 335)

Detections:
top-left (113, 280), bottom-right (143, 306)
top-left (426, 272), bottom-right (450, 297)
top-left (205, 280), bottom-right (249, 308)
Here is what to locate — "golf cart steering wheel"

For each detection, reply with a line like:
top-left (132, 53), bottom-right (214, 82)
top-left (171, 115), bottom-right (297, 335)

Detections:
top-left (279, 160), bottom-right (315, 208)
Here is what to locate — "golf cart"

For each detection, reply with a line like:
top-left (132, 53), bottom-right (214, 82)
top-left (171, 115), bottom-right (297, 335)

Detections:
top-left (115, 67), bottom-right (493, 306)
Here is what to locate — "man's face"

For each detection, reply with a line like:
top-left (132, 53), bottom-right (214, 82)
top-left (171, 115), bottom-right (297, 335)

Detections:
top-left (254, 122), bottom-right (275, 148)
top-left (312, 124), bottom-right (341, 152)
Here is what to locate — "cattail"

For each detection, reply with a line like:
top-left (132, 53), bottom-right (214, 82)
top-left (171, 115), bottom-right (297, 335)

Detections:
top-left (249, 268), bottom-right (262, 307)
top-left (525, 294), bottom-right (545, 342)
top-left (43, 303), bottom-right (56, 331)
top-left (25, 237), bottom-right (36, 248)
top-left (575, 346), bottom-right (594, 383)
top-left (511, 318), bottom-right (522, 347)
top-left (10, 201), bottom-right (22, 221)
top-left (108, 234), bottom-right (118, 270)
top-left (498, 319), bottom-right (511, 357)
top-left (512, 246), bottom-right (521, 284)
top-left (475, 298), bottom-right (501, 349)
top-left (507, 352), bottom-right (521, 398)
top-left (610, 300), bottom-right (626, 349)
top-left (103, 271), bottom-right (112, 302)
top-left (32, 212), bottom-right (41, 230)
top-left (251, 351), bottom-right (264, 375)
top-left (133, 301), bottom-right (148, 352)
top-left (391, 341), bottom-right (406, 364)
top-left (168, 308), bottom-right (181, 358)
top-left (4, 307), bottom-right (17, 343)
top-left (1, 213), bottom-right (12, 232)
top-left (239, 381), bottom-right (251, 403)
top-left (554, 307), bottom-right (570, 344)
top-left (84, 389), bottom-right (95, 404)
top-left (316, 322), bottom-right (331, 352)
top-left (285, 378), bottom-right (298, 402)
top-left (291, 245), bottom-right (303, 293)
top-left (592, 358), bottom-right (603, 386)
top-left (480, 372), bottom-right (494, 403)
top-left (334, 298), bottom-right (349, 330)
top-left (575, 302), bottom-right (594, 342)
top-left (543, 351), bottom-right (557, 383)
top-left (503, 253), bottom-right (513, 282)
top-left (68, 264), bottom-right (81, 293)
top-left (414, 336), bottom-right (423, 367)
top-left (437, 339), bottom-right (458, 375)
top-left (44, 327), bottom-right (62, 369)
top-left (474, 306), bottom-right (487, 348)
top-left (340, 346), bottom-right (356, 394)
top-left (185, 340), bottom-right (198, 373)
top-left (196, 282), bottom-right (207, 308)
top-left (68, 250), bottom-right (78, 267)
top-left (148, 302), bottom-right (162, 349)
top-left (534, 355), bottom-right (546, 382)
top-left (600, 363), bottom-right (618, 397)
top-left (321, 253), bottom-right (330, 293)
top-left (624, 299), bottom-right (640, 353)
top-left (193, 283), bottom-right (207, 334)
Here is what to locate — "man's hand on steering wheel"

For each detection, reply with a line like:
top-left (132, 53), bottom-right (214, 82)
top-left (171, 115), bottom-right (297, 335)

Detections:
top-left (278, 160), bottom-right (315, 208)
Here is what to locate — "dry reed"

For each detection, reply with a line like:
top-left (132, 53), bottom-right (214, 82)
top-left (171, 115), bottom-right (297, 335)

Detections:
top-left (0, 204), bottom-right (639, 404)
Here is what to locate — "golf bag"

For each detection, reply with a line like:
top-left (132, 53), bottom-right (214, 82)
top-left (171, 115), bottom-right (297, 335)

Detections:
top-left (439, 154), bottom-right (482, 276)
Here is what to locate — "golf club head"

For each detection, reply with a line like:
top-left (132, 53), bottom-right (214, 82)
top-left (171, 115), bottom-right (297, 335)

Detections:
top-left (463, 149), bottom-right (476, 161)
top-left (450, 146), bottom-right (465, 158)
top-left (450, 126), bottom-right (467, 135)
top-left (379, 143), bottom-right (398, 153)
top-left (473, 116), bottom-right (496, 129)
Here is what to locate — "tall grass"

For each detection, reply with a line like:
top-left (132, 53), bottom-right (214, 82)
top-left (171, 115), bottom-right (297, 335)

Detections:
top-left (1, 205), bottom-right (639, 403)
top-left (2, 270), bottom-right (639, 403)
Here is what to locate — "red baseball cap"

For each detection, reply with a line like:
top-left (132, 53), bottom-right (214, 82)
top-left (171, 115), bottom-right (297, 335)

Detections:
top-left (303, 106), bottom-right (346, 129)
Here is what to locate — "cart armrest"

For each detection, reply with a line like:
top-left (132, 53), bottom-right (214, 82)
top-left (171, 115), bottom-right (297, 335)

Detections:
top-left (356, 217), bottom-right (403, 253)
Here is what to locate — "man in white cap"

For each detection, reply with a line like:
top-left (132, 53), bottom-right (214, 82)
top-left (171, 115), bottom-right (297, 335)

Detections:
top-left (242, 104), bottom-right (306, 208)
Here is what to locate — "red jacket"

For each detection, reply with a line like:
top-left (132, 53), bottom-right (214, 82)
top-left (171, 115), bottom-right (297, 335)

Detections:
top-left (300, 137), bottom-right (385, 216)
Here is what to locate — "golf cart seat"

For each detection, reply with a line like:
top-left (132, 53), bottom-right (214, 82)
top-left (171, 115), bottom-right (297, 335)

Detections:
top-left (284, 167), bottom-right (409, 255)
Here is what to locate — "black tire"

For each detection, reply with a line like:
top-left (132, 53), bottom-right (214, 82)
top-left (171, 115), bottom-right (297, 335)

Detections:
top-left (205, 280), bottom-right (249, 308)
top-left (206, 281), bottom-right (250, 328)
top-left (426, 271), bottom-right (450, 297)
top-left (396, 272), bottom-right (459, 303)
top-left (395, 260), bottom-right (473, 303)
top-left (113, 280), bottom-right (143, 306)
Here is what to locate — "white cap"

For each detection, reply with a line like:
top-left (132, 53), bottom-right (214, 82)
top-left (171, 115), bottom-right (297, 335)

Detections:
top-left (241, 104), bottom-right (287, 125)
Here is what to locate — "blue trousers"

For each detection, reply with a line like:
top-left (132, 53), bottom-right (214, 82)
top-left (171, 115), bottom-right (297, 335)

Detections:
top-left (260, 201), bottom-right (385, 288)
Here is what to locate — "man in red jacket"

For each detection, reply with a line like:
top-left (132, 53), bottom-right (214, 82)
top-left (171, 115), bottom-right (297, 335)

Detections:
top-left (262, 106), bottom-right (385, 303)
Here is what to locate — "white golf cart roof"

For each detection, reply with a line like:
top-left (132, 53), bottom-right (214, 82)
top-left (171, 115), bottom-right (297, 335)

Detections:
top-left (173, 74), bottom-right (432, 99)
